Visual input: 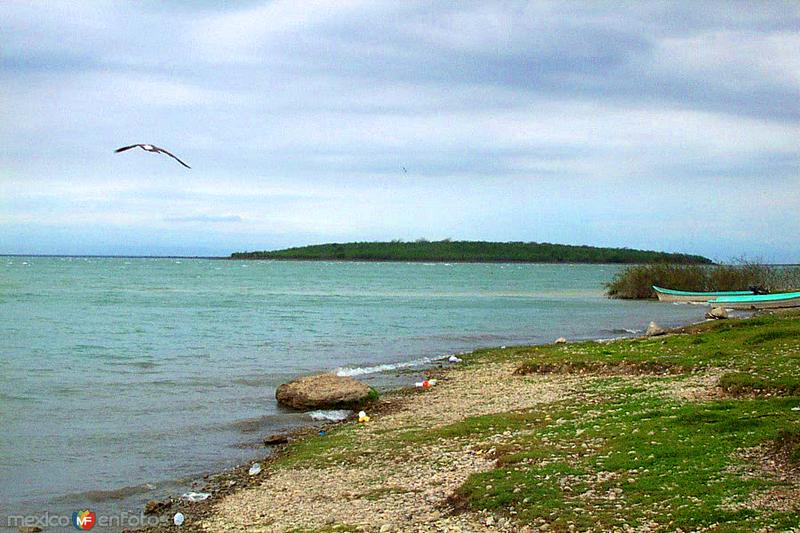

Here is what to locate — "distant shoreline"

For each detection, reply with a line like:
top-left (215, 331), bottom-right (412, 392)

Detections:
top-left (231, 240), bottom-right (713, 265)
top-left (5, 255), bottom-right (799, 267)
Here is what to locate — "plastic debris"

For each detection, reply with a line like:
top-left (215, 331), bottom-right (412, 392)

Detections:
top-left (358, 410), bottom-right (370, 423)
top-left (180, 491), bottom-right (210, 502)
top-left (448, 355), bottom-right (463, 363)
top-left (554, 337), bottom-right (567, 344)
top-left (248, 463), bottom-right (262, 476)
top-left (792, 407), bottom-right (800, 411)
top-left (319, 430), bottom-right (327, 436)
top-left (173, 512), bottom-right (185, 526)
top-left (415, 379), bottom-right (437, 389)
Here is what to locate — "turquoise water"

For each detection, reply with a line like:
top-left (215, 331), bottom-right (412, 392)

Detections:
top-left (0, 257), bottom-right (705, 528)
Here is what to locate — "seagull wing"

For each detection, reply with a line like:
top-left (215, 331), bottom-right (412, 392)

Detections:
top-left (115, 144), bottom-right (143, 153)
top-left (153, 146), bottom-right (191, 169)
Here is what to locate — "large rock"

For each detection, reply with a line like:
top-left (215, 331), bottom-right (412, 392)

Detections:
top-left (706, 306), bottom-right (729, 319)
top-left (645, 321), bottom-right (666, 337)
top-left (276, 373), bottom-right (373, 410)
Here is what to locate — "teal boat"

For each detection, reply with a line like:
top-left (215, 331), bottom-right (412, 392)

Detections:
top-left (653, 285), bottom-right (754, 303)
top-left (709, 291), bottom-right (800, 310)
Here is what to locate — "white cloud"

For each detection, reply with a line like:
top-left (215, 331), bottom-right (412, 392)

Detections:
top-left (654, 30), bottom-right (800, 90)
top-left (1, 1), bottom-right (799, 259)
top-left (188, 0), bottom-right (372, 64)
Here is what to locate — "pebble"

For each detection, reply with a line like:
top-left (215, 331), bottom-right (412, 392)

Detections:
top-left (145, 498), bottom-right (174, 515)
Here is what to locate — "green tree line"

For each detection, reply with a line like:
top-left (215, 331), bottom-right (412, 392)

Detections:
top-left (230, 240), bottom-right (711, 264)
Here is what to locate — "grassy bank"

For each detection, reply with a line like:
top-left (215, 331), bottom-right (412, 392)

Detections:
top-left (231, 240), bottom-right (712, 264)
top-left (605, 262), bottom-right (800, 299)
top-left (193, 312), bottom-right (800, 532)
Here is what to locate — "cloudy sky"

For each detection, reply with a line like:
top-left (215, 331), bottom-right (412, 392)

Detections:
top-left (2, 1), bottom-right (798, 260)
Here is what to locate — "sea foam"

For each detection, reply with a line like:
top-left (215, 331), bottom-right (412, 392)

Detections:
top-left (335, 356), bottom-right (444, 377)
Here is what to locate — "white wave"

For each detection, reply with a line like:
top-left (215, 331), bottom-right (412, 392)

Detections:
top-left (307, 409), bottom-right (352, 421)
top-left (335, 356), bottom-right (444, 377)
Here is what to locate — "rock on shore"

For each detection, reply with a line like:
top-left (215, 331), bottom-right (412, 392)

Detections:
top-left (645, 321), bottom-right (666, 336)
top-left (706, 306), bottom-right (729, 319)
top-left (276, 373), bottom-right (373, 410)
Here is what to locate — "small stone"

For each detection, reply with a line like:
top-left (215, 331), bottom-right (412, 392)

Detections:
top-left (380, 524), bottom-right (393, 533)
top-left (264, 433), bottom-right (290, 445)
top-left (144, 499), bottom-right (170, 515)
top-left (645, 321), bottom-right (665, 337)
top-left (485, 516), bottom-right (495, 526)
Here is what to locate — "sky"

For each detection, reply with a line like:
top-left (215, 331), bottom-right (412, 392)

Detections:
top-left (1, 1), bottom-right (799, 261)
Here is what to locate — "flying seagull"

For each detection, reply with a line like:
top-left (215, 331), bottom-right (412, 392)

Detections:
top-left (114, 144), bottom-right (191, 169)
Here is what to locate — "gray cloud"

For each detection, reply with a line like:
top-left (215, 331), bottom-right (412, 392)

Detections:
top-left (1, 1), bottom-right (799, 260)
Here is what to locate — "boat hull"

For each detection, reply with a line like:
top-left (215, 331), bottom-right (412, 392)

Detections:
top-left (653, 286), bottom-right (754, 303)
top-left (710, 292), bottom-right (800, 310)
top-left (655, 292), bottom-right (710, 303)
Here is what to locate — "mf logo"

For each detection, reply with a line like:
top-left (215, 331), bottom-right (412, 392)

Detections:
top-left (72, 509), bottom-right (96, 530)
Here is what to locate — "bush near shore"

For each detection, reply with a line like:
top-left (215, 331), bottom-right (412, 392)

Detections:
top-left (605, 262), bottom-right (800, 299)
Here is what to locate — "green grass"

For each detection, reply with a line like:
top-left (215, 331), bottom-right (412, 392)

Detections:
top-left (451, 388), bottom-right (800, 531)
top-left (775, 429), bottom-right (800, 464)
top-left (270, 313), bottom-right (800, 531)
top-left (441, 313), bottom-right (800, 530)
top-left (273, 425), bottom-right (363, 469)
top-left (512, 313), bottom-right (800, 396)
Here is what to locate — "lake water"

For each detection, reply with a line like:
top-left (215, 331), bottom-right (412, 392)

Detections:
top-left (0, 258), bottom-right (706, 530)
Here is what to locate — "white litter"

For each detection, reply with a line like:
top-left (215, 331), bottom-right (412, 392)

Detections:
top-left (248, 463), bottom-right (262, 476)
top-left (448, 355), bottom-right (462, 363)
top-left (180, 491), bottom-right (210, 502)
top-left (792, 407), bottom-right (800, 411)
top-left (173, 512), bottom-right (185, 526)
